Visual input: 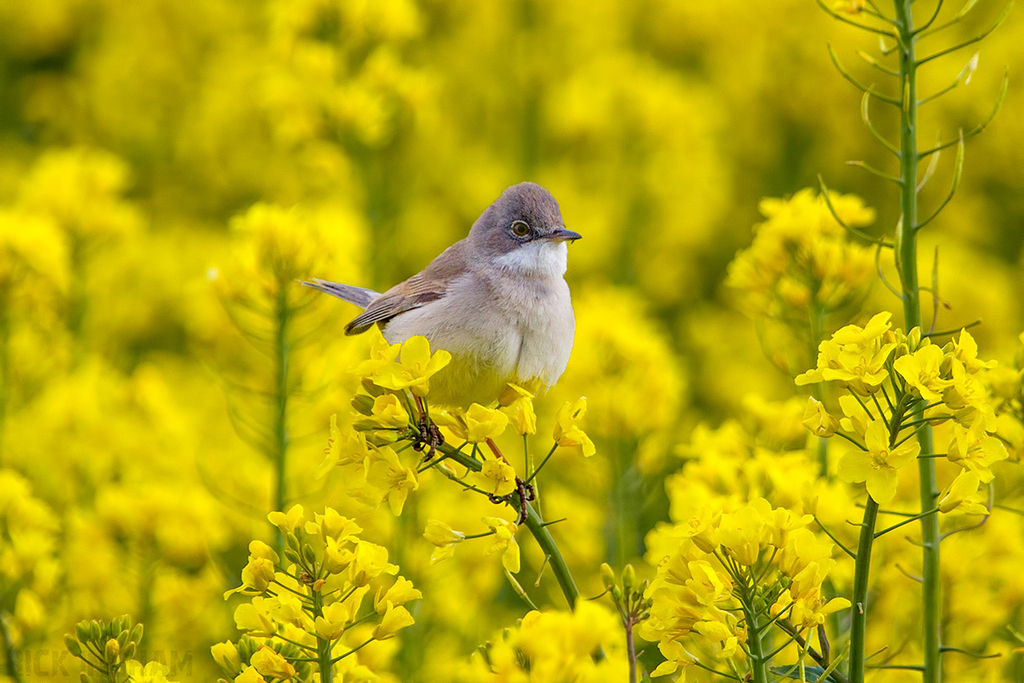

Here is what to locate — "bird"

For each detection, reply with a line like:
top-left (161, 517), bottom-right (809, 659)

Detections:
top-left (302, 182), bottom-right (581, 408)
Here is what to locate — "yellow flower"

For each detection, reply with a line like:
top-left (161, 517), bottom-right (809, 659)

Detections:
top-left (368, 394), bottom-right (409, 429)
top-left (211, 641), bottom-right (242, 675)
top-left (498, 383), bottom-right (537, 435)
top-left (837, 394), bottom-right (871, 436)
top-left (464, 403), bottom-right (509, 442)
top-left (374, 576), bottom-right (422, 614)
top-left (553, 398), bottom-right (596, 457)
top-left (947, 420), bottom-right (1008, 483)
top-left (372, 603), bottom-right (416, 640)
top-left (482, 517), bottom-right (521, 573)
top-left (716, 503), bottom-right (767, 566)
top-left (469, 458), bottom-right (517, 497)
top-left (267, 505), bottom-right (306, 536)
top-left (837, 419), bottom-right (920, 504)
top-left (124, 661), bottom-right (173, 683)
top-left (365, 445), bottom-right (418, 515)
top-left (250, 646), bottom-right (296, 681)
top-left (950, 329), bottom-right (996, 373)
top-left (370, 335), bottom-right (452, 397)
top-left (894, 343), bottom-right (950, 402)
top-left (314, 602), bottom-right (355, 641)
top-left (796, 312), bottom-right (896, 395)
top-left (234, 599), bottom-right (276, 637)
top-left (801, 397), bottom-right (838, 437)
top-left (423, 520), bottom-right (466, 564)
top-left (234, 667), bottom-right (266, 683)
top-left (937, 470), bottom-right (989, 515)
top-left (348, 541), bottom-right (398, 586)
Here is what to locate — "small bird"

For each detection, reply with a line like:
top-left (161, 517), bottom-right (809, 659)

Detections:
top-left (303, 182), bottom-right (581, 407)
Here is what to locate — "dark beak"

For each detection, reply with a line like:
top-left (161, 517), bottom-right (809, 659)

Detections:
top-left (545, 227), bottom-right (582, 242)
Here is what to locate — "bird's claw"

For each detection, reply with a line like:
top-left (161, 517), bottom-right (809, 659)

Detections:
top-left (488, 477), bottom-right (536, 525)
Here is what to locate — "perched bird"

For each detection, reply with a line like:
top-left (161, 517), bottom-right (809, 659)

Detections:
top-left (303, 182), bottom-right (580, 407)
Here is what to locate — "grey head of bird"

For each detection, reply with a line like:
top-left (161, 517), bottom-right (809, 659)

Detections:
top-left (468, 182), bottom-right (582, 273)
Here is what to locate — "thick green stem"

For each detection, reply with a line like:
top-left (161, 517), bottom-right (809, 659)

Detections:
top-left (848, 496), bottom-right (879, 683)
top-left (312, 592), bottom-right (334, 683)
top-left (741, 588), bottom-right (769, 683)
top-left (436, 441), bottom-right (580, 608)
top-left (273, 285), bottom-right (291, 555)
top-left (893, 4), bottom-right (942, 682)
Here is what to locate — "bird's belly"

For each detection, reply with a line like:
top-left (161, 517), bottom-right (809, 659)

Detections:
top-left (381, 298), bottom-right (520, 406)
top-left (380, 275), bottom-right (574, 407)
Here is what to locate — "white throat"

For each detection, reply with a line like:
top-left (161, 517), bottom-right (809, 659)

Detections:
top-left (493, 240), bottom-right (568, 278)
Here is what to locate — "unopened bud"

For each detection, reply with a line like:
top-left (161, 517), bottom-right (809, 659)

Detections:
top-left (622, 564), bottom-right (635, 593)
top-left (122, 642), bottom-right (136, 660)
top-left (351, 394), bottom-right (375, 416)
top-left (104, 638), bottom-right (120, 664)
top-left (64, 635), bottom-right (82, 658)
top-left (907, 326), bottom-right (922, 351)
top-left (361, 379), bottom-right (384, 397)
top-left (600, 563), bottom-right (616, 590)
top-left (129, 624), bottom-right (144, 645)
top-left (75, 622), bottom-right (90, 643)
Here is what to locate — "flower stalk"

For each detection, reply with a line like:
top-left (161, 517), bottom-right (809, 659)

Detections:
top-left (892, 5), bottom-right (942, 682)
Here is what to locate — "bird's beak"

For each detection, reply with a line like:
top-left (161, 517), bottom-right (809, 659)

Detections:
top-left (545, 227), bottom-right (582, 242)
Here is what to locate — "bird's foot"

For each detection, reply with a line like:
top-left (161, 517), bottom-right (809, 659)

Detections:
top-left (412, 399), bottom-right (444, 461)
top-left (488, 477), bottom-right (536, 525)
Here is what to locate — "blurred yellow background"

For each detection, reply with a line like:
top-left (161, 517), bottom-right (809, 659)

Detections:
top-left (1, 0), bottom-right (1023, 681)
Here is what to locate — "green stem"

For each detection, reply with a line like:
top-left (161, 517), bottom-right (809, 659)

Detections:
top-left (436, 440), bottom-right (580, 608)
top-left (740, 586), bottom-right (769, 683)
top-left (272, 284), bottom-right (291, 556)
top-left (893, 4), bottom-right (942, 682)
top-left (312, 591), bottom-right (333, 683)
top-left (848, 496), bottom-right (879, 683)
top-left (0, 612), bottom-right (23, 683)
top-left (0, 288), bottom-right (9, 459)
top-left (809, 299), bottom-right (831, 478)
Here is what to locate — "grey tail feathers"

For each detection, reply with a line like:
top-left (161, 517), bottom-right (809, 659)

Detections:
top-left (300, 278), bottom-right (380, 309)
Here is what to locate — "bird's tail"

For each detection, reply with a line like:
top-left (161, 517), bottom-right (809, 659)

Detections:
top-left (300, 278), bottom-right (380, 309)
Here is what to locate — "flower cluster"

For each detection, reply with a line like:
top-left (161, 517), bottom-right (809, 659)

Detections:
top-left (456, 601), bottom-right (629, 682)
top-left (63, 615), bottom-right (173, 683)
top-left (320, 330), bottom-right (595, 527)
top-left (216, 505), bottom-right (420, 683)
top-left (642, 498), bottom-right (850, 678)
top-left (726, 189), bottom-right (877, 376)
top-left (0, 470), bottom-right (60, 650)
top-left (797, 312), bottom-right (1007, 510)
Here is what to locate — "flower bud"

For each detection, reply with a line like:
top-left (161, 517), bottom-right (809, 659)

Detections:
top-left (622, 564), bottom-right (635, 593)
top-left (89, 621), bottom-right (102, 642)
top-left (116, 631), bottom-right (129, 649)
top-left (64, 635), bottom-right (82, 658)
top-left (129, 624), bottom-right (144, 645)
top-left (351, 394), bottom-right (375, 416)
top-left (361, 379), bottom-right (384, 397)
top-left (122, 642), bottom-right (136, 660)
top-left (600, 563), bottom-right (616, 590)
top-left (104, 638), bottom-right (120, 664)
top-left (81, 672), bottom-right (92, 683)
top-left (75, 622), bottom-right (90, 643)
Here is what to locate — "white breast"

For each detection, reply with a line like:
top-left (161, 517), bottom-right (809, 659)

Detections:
top-left (382, 241), bottom-right (575, 406)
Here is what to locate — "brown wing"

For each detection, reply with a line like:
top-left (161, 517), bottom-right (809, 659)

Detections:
top-left (344, 239), bottom-right (470, 335)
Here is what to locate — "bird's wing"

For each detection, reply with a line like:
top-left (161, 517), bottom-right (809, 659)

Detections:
top-left (344, 239), bottom-right (470, 335)
top-left (300, 279), bottom-right (380, 308)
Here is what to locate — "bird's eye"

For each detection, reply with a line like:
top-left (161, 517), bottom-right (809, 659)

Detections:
top-left (510, 220), bottom-right (531, 237)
